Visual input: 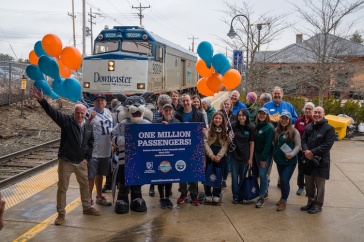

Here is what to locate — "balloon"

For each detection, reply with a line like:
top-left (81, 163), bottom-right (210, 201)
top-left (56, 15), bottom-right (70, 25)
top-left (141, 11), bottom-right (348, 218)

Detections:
top-left (206, 73), bottom-right (223, 93)
top-left (42, 34), bottom-right (62, 57)
top-left (26, 65), bottom-right (44, 82)
top-left (63, 77), bottom-right (82, 101)
top-left (197, 41), bottom-right (214, 68)
top-left (222, 69), bottom-right (241, 91)
top-left (52, 79), bottom-right (67, 98)
top-left (196, 59), bottom-right (214, 77)
top-left (29, 51), bottom-right (39, 66)
top-left (220, 62), bottom-right (230, 76)
top-left (60, 46), bottom-right (82, 70)
top-left (34, 41), bottom-right (47, 57)
top-left (57, 58), bottom-right (72, 78)
top-left (38, 55), bottom-right (61, 81)
top-left (212, 53), bottom-right (230, 74)
top-left (34, 80), bottom-right (59, 99)
top-left (197, 77), bottom-right (214, 96)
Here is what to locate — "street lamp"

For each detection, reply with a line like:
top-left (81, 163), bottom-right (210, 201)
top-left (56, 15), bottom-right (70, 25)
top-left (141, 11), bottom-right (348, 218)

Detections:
top-left (227, 14), bottom-right (250, 93)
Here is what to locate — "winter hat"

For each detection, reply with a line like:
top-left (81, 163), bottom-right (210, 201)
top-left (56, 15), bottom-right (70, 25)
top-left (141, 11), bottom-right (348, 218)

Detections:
top-left (246, 92), bottom-right (257, 103)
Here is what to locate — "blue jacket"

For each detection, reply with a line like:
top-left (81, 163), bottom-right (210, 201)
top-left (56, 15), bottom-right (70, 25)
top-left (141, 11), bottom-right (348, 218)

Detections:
top-left (263, 100), bottom-right (298, 124)
top-left (232, 100), bottom-right (247, 115)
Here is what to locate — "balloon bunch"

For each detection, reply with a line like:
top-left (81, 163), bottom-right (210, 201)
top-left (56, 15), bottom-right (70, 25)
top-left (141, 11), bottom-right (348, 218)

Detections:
top-left (26, 34), bottom-right (83, 102)
top-left (196, 41), bottom-right (241, 96)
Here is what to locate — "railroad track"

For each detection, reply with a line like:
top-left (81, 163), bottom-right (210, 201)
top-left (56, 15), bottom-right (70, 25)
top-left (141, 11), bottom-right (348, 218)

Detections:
top-left (0, 139), bottom-right (60, 189)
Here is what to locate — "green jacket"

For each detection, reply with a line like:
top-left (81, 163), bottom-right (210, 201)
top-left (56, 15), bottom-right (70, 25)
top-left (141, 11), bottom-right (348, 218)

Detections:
top-left (254, 122), bottom-right (274, 161)
top-left (247, 102), bottom-right (259, 124)
top-left (273, 133), bottom-right (298, 165)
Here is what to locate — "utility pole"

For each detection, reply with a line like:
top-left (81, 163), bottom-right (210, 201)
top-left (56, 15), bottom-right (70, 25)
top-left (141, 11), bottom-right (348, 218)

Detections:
top-left (82, 0), bottom-right (86, 56)
top-left (188, 36), bottom-right (198, 52)
top-left (88, 8), bottom-right (97, 54)
top-left (68, 0), bottom-right (76, 47)
top-left (132, 3), bottom-right (150, 27)
top-left (250, 22), bottom-right (270, 51)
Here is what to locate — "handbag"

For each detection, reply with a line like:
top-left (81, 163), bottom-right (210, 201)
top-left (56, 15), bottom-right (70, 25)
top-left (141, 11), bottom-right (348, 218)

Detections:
top-left (240, 167), bottom-right (260, 201)
top-left (204, 163), bottom-right (222, 188)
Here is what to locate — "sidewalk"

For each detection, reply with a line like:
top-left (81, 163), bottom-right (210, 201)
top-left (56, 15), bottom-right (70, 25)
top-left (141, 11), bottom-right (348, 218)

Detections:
top-left (1, 137), bottom-right (364, 241)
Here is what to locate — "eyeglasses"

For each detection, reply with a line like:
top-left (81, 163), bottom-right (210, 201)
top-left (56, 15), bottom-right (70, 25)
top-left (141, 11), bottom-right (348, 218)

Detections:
top-left (305, 108), bottom-right (313, 110)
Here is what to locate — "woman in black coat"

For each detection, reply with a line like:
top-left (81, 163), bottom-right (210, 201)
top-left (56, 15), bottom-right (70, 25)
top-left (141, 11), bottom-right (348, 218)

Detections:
top-left (301, 107), bottom-right (335, 214)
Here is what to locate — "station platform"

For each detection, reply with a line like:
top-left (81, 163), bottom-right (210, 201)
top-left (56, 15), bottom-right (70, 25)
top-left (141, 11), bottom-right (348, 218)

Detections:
top-left (1, 136), bottom-right (364, 242)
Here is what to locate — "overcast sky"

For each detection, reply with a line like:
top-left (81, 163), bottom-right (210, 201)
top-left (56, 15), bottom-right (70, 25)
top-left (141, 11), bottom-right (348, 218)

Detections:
top-left (0, 0), bottom-right (363, 61)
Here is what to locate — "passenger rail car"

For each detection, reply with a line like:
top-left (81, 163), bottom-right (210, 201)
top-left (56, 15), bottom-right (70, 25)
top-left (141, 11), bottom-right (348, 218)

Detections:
top-left (82, 26), bottom-right (198, 98)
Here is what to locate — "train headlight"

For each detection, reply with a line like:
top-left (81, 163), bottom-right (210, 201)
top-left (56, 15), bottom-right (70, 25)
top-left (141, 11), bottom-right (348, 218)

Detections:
top-left (137, 83), bottom-right (145, 89)
top-left (83, 82), bottom-right (90, 88)
top-left (108, 61), bottom-right (115, 71)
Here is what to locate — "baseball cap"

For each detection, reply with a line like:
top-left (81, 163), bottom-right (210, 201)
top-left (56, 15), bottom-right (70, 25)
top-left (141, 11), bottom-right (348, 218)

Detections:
top-left (281, 111), bottom-right (292, 119)
top-left (258, 107), bottom-right (269, 115)
top-left (94, 93), bottom-right (106, 100)
top-left (162, 104), bottom-right (173, 109)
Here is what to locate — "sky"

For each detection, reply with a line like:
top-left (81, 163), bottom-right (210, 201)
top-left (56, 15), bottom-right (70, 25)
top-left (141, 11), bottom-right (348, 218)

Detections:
top-left (0, 0), bottom-right (363, 61)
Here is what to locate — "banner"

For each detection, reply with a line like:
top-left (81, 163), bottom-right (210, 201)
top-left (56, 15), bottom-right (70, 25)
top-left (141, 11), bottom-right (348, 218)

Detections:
top-left (124, 122), bottom-right (205, 186)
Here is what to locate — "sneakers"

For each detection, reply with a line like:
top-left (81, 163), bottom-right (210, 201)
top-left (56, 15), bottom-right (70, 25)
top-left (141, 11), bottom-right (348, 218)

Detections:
top-left (232, 198), bottom-right (239, 204)
top-left (205, 196), bottom-right (212, 203)
top-left (96, 196), bottom-right (112, 206)
top-left (83, 207), bottom-right (101, 216)
top-left (296, 187), bottom-right (305, 195)
top-left (221, 181), bottom-right (227, 190)
top-left (191, 199), bottom-right (199, 206)
top-left (55, 214), bottom-right (65, 225)
top-left (264, 191), bottom-right (269, 200)
top-left (165, 199), bottom-right (173, 208)
top-left (256, 196), bottom-right (265, 208)
top-left (212, 197), bottom-right (220, 203)
top-left (177, 195), bottom-right (187, 204)
top-left (159, 199), bottom-right (167, 209)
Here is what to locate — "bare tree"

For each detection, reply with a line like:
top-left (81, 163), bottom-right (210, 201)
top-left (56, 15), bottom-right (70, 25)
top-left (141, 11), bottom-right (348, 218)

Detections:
top-left (291, 0), bottom-right (364, 106)
top-left (220, 1), bottom-right (291, 93)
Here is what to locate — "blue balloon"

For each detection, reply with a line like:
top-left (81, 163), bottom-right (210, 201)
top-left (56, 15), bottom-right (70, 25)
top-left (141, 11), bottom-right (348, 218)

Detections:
top-left (34, 41), bottom-right (47, 57)
top-left (26, 65), bottom-right (44, 82)
top-left (212, 53), bottom-right (230, 74)
top-left (38, 55), bottom-right (61, 81)
top-left (63, 77), bottom-right (82, 102)
top-left (197, 41), bottom-right (214, 68)
top-left (34, 80), bottom-right (59, 99)
top-left (52, 79), bottom-right (67, 98)
top-left (220, 62), bottom-right (231, 76)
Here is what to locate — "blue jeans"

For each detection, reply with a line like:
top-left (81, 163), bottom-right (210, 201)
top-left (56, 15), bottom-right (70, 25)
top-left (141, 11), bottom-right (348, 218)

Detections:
top-left (255, 153), bottom-right (272, 197)
top-left (230, 156), bottom-right (248, 201)
top-left (276, 163), bottom-right (297, 200)
top-left (222, 154), bottom-right (231, 181)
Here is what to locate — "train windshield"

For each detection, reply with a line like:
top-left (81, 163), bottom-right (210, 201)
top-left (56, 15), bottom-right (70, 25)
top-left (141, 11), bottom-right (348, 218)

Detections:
top-left (94, 41), bottom-right (120, 54)
top-left (122, 41), bottom-right (152, 56)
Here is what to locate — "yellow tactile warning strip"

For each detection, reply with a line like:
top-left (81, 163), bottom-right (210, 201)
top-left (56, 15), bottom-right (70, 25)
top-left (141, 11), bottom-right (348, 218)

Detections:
top-left (2, 165), bottom-right (58, 210)
top-left (13, 197), bottom-right (81, 242)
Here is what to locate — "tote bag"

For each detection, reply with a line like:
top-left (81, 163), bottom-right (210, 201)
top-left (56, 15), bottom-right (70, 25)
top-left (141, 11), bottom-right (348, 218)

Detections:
top-left (240, 168), bottom-right (260, 200)
top-left (204, 163), bottom-right (222, 188)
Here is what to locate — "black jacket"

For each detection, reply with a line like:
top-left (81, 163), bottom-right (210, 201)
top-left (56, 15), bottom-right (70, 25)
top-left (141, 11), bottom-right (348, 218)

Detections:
top-left (174, 106), bottom-right (206, 126)
top-left (301, 119), bottom-right (335, 179)
top-left (39, 99), bottom-right (94, 164)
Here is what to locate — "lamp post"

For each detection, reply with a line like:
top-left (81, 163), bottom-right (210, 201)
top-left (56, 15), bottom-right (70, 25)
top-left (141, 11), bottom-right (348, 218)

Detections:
top-left (227, 14), bottom-right (250, 94)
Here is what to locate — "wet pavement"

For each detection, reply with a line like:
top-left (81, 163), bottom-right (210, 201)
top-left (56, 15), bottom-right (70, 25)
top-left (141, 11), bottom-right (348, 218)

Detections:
top-left (1, 136), bottom-right (364, 241)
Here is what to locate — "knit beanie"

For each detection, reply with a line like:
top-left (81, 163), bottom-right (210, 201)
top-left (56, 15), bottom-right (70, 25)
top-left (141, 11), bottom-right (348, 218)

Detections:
top-left (246, 92), bottom-right (257, 103)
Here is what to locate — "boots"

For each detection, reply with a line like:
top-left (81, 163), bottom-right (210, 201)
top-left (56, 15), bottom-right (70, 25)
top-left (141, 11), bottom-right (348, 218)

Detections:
top-left (277, 200), bottom-right (287, 211)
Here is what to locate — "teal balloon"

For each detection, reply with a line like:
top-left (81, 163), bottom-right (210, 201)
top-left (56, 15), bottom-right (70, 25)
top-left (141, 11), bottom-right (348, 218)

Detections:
top-left (34, 80), bottom-right (58, 99)
top-left (38, 55), bottom-right (61, 81)
top-left (26, 65), bottom-right (44, 82)
top-left (63, 77), bottom-right (82, 102)
top-left (197, 41), bottom-right (214, 68)
top-left (212, 53), bottom-right (230, 74)
top-left (34, 41), bottom-right (47, 57)
top-left (220, 62), bottom-right (231, 76)
top-left (52, 79), bottom-right (67, 98)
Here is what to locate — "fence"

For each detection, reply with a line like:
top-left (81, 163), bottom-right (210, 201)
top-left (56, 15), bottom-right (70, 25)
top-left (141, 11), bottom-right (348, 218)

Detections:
top-left (0, 62), bottom-right (32, 105)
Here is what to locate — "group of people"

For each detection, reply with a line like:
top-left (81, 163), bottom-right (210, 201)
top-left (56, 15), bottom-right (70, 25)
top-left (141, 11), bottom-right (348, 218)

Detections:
top-left (24, 85), bottom-right (335, 228)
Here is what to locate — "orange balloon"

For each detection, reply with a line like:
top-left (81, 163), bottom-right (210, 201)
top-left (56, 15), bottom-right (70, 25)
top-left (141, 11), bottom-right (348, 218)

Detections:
top-left (60, 46), bottom-right (82, 70)
top-left (29, 50), bottom-right (38, 66)
top-left (206, 73), bottom-right (223, 93)
top-left (42, 34), bottom-right (63, 57)
top-left (222, 69), bottom-right (241, 91)
top-left (196, 59), bottom-right (214, 77)
top-left (197, 77), bottom-right (214, 96)
top-left (57, 58), bottom-right (72, 78)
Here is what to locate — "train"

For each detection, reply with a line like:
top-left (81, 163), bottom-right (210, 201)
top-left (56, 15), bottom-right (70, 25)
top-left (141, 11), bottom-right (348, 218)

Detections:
top-left (82, 26), bottom-right (198, 101)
